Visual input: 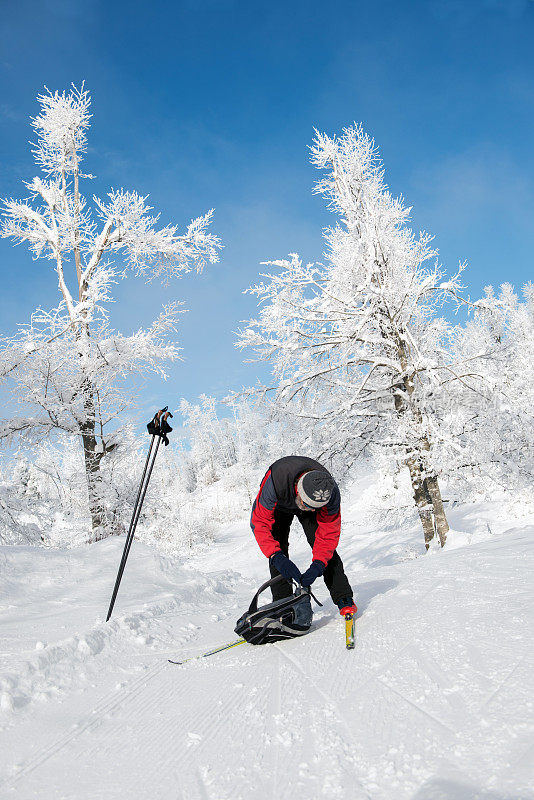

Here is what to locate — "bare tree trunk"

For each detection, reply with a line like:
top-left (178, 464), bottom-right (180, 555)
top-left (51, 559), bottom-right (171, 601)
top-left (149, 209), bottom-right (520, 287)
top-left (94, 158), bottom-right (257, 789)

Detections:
top-left (393, 385), bottom-right (434, 548)
top-left (424, 473), bottom-right (448, 547)
top-left (57, 137), bottom-right (108, 543)
top-left (392, 339), bottom-right (450, 549)
top-left (81, 435), bottom-right (105, 541)
top-left (406, 454), bottom-right (436, 549)
top-left (80, 380), bottom-right (106, 542)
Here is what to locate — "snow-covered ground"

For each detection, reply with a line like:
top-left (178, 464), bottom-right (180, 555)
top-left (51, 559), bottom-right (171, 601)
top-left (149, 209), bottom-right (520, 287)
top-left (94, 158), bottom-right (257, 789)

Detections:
top-left (0, 474), bottom-right (533, 800)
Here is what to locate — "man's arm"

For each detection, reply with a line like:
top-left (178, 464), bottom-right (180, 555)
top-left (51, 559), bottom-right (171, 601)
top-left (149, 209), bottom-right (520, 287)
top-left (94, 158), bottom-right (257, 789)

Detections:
top-left (250, 470), bottom-right (280, 558)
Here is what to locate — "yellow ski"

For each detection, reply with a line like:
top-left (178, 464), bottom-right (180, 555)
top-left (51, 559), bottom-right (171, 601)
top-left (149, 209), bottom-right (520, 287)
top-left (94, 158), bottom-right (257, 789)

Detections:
top-left (168, 638), bottom-right (246, 665)
top-left (345, 613), bottom-right (355, 649)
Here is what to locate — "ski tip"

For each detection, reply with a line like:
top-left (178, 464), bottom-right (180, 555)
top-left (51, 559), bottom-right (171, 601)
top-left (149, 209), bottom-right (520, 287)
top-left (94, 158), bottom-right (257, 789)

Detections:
top-left (168, 659), bottom-right (184, 665)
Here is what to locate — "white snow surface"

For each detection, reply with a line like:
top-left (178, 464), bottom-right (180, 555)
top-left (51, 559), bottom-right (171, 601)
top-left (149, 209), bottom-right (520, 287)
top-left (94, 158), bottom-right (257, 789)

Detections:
top-left (0, 474), bottom-right (533, 800)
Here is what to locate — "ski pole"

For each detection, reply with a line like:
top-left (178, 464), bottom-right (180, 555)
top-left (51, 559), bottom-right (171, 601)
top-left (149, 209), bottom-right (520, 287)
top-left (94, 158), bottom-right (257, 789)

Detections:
top-left (107, 408), bottom-right (167, 619)
top-left (109, 426), bottom-right (161, 594)
top-left (113, 436), bottom-right (161, 592)
top-left (106, 407), bottom-right (173, 621)
top-left (111, 435), bottom-right (156, 584)
top-left (105, 437), bottom-right (159, 621)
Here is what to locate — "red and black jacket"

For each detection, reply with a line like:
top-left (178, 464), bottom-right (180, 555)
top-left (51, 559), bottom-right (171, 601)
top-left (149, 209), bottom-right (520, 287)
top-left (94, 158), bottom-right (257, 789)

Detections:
top-left (250, 455), bottom-right (341, 566)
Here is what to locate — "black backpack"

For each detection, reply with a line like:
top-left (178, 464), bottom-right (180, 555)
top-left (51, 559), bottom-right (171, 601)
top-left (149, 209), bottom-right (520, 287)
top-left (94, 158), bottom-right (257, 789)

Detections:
top-left (234, 575), bottom-right (320, 645)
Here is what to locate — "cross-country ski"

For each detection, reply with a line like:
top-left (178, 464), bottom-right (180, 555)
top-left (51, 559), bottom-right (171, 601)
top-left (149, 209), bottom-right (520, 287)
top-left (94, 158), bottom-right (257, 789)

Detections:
top-left (168, 639), bottom-right (246, 665)
top-left (344, 612), bottom-right (355, 650)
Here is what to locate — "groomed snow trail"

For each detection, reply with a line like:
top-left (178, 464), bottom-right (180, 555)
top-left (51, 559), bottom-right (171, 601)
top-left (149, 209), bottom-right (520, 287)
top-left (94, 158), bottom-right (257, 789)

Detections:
top-left (0, 505), bottom-right (533, 799)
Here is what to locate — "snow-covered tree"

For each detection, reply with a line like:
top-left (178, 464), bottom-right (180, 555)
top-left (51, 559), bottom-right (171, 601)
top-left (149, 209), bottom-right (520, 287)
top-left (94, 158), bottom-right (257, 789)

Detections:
top-left (237, 125), bottom-right (469, 549)
top-left (0, 85), bottom-right (221, 541)
top-left (177, 394), bottom-right (296, 492)
top-left (437, 282), bottom-right (534, 499)
top-left (179, 395), bottom-right (238, 487)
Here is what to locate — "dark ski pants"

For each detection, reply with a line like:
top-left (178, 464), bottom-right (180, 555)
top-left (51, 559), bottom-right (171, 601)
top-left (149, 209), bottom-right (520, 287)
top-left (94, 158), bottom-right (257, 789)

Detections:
top-left (268, 507), bottom-right (353, 605)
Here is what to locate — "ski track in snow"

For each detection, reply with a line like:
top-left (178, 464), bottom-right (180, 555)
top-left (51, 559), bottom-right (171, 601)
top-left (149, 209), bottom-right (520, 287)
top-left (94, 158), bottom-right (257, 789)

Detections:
top-left (0, 507), bottom-right (533, 799)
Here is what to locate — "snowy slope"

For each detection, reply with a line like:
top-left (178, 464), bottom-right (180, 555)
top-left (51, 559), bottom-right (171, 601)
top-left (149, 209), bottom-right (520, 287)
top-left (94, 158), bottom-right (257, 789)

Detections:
top-left (0, 478), bottom-right (533, 800)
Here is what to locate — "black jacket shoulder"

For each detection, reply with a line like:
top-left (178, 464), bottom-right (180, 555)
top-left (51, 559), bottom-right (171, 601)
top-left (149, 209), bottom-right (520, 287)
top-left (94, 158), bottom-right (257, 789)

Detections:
top-left (269, 455), bottom-right (332, 511)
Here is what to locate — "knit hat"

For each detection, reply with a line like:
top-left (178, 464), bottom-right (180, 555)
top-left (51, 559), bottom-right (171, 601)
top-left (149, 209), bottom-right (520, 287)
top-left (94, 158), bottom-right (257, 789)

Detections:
top-left (296, 470), bottom-right (335, 509)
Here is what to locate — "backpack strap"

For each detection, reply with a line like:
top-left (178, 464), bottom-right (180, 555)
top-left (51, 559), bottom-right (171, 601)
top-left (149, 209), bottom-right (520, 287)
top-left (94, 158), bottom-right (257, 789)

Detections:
top-left (247, 575), bottom-right (287, 614)
top-left (304, 586), bottom-right (323, 607)
top-left (247, 576), bottom-right (323, 614)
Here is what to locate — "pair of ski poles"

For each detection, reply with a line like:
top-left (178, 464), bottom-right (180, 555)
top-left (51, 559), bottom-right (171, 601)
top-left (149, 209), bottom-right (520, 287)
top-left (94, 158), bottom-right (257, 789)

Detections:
top-left (106, 406), bottom-right (173, 622)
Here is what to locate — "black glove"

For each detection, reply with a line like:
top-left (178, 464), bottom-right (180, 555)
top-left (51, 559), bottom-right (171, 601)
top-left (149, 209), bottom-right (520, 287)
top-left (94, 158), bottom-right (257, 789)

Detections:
top-left (300, 560), bottom-right (325, 587)
top-left (270, 552), bottom-right (302, 584)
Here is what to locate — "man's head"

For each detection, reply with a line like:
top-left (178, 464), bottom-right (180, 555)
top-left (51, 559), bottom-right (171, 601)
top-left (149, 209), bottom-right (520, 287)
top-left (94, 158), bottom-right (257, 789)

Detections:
top-left (296, 470), bottom-right (335, 511)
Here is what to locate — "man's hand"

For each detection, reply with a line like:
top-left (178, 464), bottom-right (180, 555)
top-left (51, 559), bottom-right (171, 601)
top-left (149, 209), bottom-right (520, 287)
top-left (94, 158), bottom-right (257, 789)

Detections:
top-left (270, 552), bottom-right (302, 584)
top-left (300, 560), bottom-right (325, 587)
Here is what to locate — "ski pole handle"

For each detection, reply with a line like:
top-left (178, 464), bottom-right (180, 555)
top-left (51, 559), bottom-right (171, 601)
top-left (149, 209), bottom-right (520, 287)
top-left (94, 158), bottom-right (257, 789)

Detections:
top-left (147, 407), bottom-right (173, 445)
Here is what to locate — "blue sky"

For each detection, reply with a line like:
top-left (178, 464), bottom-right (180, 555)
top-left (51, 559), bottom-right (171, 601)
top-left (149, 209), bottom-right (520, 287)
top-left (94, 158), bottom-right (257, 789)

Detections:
top-left (1, 0), bottom-right (533, 419)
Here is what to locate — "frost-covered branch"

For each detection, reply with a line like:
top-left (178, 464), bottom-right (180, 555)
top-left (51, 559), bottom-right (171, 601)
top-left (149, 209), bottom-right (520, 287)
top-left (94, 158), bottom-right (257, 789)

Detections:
top-left (0, 84), bottom-right (222, 540)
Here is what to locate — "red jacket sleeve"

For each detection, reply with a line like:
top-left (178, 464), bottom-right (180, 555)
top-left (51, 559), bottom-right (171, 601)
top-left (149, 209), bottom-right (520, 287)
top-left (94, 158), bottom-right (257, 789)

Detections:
top-left (312, 486), bottom-right (341, 565)
top-left (250, 470), bottom-right (280, 558)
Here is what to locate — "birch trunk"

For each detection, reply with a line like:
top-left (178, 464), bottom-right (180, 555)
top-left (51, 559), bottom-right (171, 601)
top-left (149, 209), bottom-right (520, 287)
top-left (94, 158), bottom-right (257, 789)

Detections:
top-left (81, 428), bottom-right (105, 540)
top-left (80, 378), bottom-right (106, 541)
top-left (71, 134), bottom-right (112, 542)
top-left (406, 454), bottom-right (436, 548)
top-left (424, 473), bottom-right (449, 547)
top-left (393, 337), bottom-right (449, 549)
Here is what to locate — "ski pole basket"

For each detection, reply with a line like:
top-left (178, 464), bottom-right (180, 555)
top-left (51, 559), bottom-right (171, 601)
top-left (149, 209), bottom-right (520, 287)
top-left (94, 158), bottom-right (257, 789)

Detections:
top-left (234, 576), bottom-right (316, 645)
